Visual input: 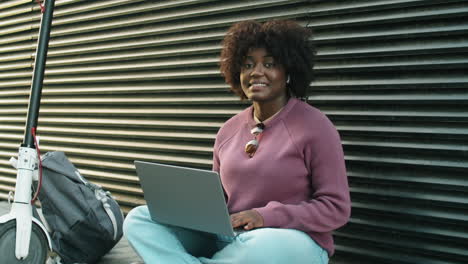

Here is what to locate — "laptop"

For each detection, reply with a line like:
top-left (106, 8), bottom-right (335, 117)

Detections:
top-left (134, 160), bottom-right (240, 237)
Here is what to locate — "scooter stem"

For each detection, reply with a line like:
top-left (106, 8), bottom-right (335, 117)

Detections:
top-left (13, 0), bottom-right (55, 259)
top-left (23, 0), bottom-right (55, 148)
top-left (13, 147), bottom-right (37, 259)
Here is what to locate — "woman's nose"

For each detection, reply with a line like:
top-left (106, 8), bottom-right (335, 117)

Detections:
top-left (250, 63), bottom-right (265, 76)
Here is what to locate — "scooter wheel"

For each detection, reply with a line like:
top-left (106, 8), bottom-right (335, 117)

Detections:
top-left (0, 220), bottom-right (48, 263)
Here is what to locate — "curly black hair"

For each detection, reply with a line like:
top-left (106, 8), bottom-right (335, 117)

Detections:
top-left (220, 20), bottom-right (315, 100)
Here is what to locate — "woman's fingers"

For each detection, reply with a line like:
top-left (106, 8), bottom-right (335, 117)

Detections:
top-left (230, 210), bottom-right (264, 229)
top-left (230, 212), bottom-right (247, 228)
top-left (244, 222), bottom-right (255, 230)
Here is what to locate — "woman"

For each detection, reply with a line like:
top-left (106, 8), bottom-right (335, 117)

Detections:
top-left (124, 19), bottom-right (350, 264)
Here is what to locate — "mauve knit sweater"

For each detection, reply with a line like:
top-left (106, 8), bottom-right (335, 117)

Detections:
top-left (212, 98), bottom-right (351, 256)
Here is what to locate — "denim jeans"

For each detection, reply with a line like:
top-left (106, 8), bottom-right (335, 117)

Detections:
top-left (123, 205), bottom-right (329, 264)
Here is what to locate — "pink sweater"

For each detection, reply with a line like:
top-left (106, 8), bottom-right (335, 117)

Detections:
top-left (212, 98), bottom-right (351, 256)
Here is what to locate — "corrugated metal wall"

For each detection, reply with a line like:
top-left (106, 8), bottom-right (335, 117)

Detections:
top-left (310, 1), bottom-right (468, 263)
top-left (0, 0), bottom-right (36, 200)
top-left (0, 0), bottom-right (467, 263)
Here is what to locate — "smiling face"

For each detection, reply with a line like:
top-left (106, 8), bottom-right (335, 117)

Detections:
top-left (240, 47), bottom-right (288, 105)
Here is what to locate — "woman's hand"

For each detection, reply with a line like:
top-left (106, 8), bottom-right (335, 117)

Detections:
top-left (230, 210), bottom-right (264, 230)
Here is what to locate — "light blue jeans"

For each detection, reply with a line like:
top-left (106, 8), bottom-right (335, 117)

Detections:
top-left (123, 206), bottom-right (329, 264)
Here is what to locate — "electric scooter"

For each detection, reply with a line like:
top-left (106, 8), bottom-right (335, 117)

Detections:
top-left (0, 0), bottom-right (56, 263)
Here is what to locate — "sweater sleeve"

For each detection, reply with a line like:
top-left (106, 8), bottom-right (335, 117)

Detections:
top-left (212, 139), bottom-right (220, 173)
top-left (212, 123), bottom-right (224, 174)
top-left (254, 116), bottom-right (351, 233)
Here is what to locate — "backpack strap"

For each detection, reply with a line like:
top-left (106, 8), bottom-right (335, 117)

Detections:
top-left (74, 169), bottom-right (119, 240)
top-left (98, 190), bottom-right (119, 241)
top-left (89, 183), bottom-right (119, 241)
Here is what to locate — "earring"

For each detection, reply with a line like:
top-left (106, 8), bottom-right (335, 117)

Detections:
top-left (286, 75), bottom-right (291, 84)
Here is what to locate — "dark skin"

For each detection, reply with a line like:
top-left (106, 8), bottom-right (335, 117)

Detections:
top-left (230, 210), bottom-right (264, 230)
top-left (229, 47), bottom-right (289, 230)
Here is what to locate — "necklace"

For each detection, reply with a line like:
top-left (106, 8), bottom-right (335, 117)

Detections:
top-left (244, 122), bottom-right (265, 157)
top-left (244, 105), bottom-right (285, 157)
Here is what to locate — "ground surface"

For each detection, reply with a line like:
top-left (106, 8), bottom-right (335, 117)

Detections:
top-left (0, 201), bottom-right (143, 264)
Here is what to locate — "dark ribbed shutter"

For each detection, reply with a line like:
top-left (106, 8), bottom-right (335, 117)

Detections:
top-left (0, 0), bottom-right (35, 200)
top-left (308, 1), bottom-right (468, 263)
top-left (0, 1), bottom-right (467, 263)
top-left (0, 0), bottom-right (312, 209)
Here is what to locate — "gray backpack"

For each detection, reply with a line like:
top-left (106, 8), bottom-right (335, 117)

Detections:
top-left (36, 151), bottom-right (124, 264)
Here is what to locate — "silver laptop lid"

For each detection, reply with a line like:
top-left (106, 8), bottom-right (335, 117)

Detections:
top-left (134, 160), bottom-right (235, 237)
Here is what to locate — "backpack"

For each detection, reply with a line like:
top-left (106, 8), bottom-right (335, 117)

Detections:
top-left (36, 151), bottom-right (124, 264)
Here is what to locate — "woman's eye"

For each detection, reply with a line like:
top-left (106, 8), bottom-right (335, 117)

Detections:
top-left (243, 63), bottom-right (253, 69)
top-left (264, 62), bottom-right (275, 68)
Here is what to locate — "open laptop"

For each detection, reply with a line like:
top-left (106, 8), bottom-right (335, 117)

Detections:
top-left (134, 160), bottom-right (240, 237)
